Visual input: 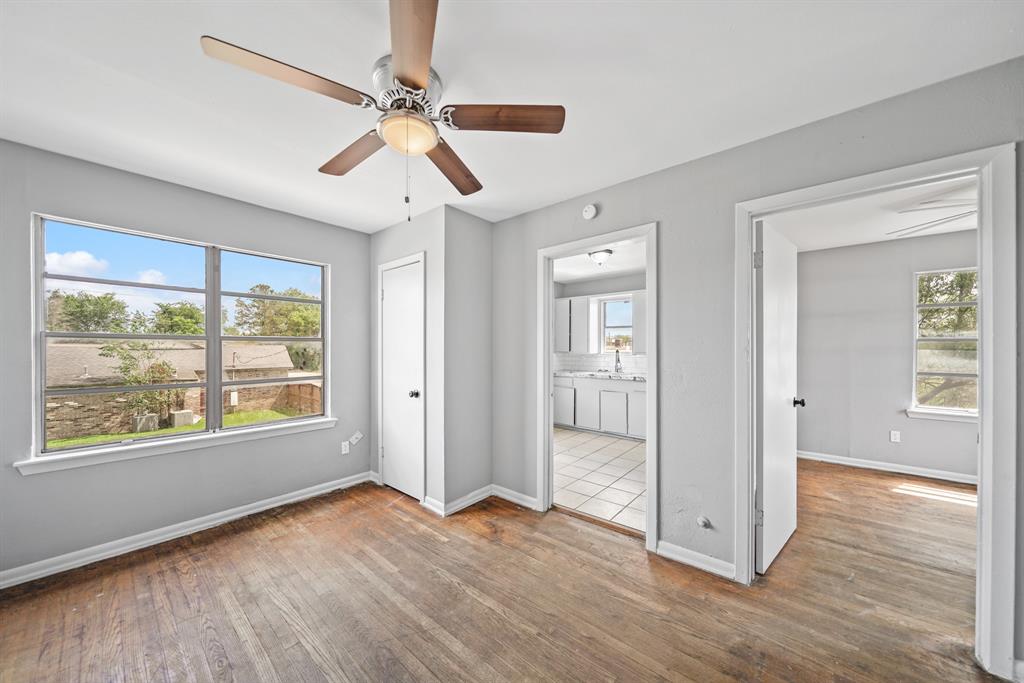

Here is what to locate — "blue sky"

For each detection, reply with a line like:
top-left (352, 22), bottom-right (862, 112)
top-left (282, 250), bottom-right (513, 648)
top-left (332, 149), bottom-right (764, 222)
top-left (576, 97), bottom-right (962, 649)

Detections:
top-left (44, 219), bottom-right (321, 296)
top-left (605, 300), bottom-right (632, 327)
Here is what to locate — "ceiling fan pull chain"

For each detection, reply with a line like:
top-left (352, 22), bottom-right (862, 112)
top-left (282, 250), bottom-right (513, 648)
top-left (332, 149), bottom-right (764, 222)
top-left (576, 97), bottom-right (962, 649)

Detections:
top-left (405, 116), bottom-right (412, 222)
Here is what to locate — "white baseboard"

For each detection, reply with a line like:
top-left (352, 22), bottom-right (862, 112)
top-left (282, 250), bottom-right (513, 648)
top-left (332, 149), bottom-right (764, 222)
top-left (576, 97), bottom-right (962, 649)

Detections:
top-left (0, 471), bottom-right (378, 590)
top-left (444, 485), bottom-right (494, 516)
top-left (656, 540), bottom-right (736, 580)
top-left (1014, 658), bottom-right (1024, 682)
top-left (420, 485), bottom-right (541, 517)
top-left (797, 450), bottom-right (977, 485)
top-left (421, 497), bottom-right (445, 516)
top-left (491, 484), bottom-right (541, 511)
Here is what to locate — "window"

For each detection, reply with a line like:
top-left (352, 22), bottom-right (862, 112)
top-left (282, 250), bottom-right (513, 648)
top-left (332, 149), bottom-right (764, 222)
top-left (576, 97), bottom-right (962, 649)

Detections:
top-left (913, 268), bottom-right (977, 413)
top-left (602, 297), bottom-right (633, 353)
top-left (39, 217), bottom-right (326, 453)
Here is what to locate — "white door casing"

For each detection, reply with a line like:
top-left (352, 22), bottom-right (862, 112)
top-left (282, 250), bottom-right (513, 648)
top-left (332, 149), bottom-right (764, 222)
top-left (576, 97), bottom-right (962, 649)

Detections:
top-left (755, 220), bottom-right (798, 574)
top-left (380, 258), bottom-right (425, 500)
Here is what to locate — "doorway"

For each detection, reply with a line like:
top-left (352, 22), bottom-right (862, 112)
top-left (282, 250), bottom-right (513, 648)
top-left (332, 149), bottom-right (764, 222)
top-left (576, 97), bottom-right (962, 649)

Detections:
top-left (536, 223), bottom-right (658, 550)
top-left (734, 146), bottom-right (1017, 678)
top-left (378, 253), bottom-right (425, 500)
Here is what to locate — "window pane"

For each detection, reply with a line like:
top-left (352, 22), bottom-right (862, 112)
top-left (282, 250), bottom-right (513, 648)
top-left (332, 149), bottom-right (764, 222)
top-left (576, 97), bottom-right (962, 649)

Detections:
top-left (220, 251), bottom-right (321, 299)
top-left (46, 339), bottom-right (205, 389)
top-left (44, 387), bottom-right (207, 451)
top-left (916, 340), bottom-right (977, 374)
top-left (43, 219), bottom-right (205, 288)
top-left (604, 328), bottom-right (633, 353)
top-left (604, 300), bottom-right (632, 326)
top-left (917, 306), bottom-right (976, 338)
top-left (222, 341), bottom-right (322, 380)
top-left (222, 381), bottom-right (323, 427)
top-left (222, 296), bottom-right (321, 337)
top-left (45, 280), bottom-right (205, 334)
top-left (917, 270), bottom-right (977, 305)
top-left (915, 375), bottom-right (977, 411)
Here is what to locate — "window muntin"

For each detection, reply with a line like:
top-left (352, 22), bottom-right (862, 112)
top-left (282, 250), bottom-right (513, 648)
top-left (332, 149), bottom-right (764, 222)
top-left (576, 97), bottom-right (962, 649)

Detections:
top-left (39, 217), bottom-right (326, 453)
top-left (913, 269), bottom-right (977, 412)
top-left (602, 298), bottom-right (633, 353)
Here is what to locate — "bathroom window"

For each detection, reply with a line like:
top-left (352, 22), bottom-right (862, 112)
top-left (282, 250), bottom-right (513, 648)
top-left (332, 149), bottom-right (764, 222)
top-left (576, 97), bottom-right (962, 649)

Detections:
top-left (913, 268), bottom-right (977, 413)
top-left (602, 298), bottom-right (633, 353)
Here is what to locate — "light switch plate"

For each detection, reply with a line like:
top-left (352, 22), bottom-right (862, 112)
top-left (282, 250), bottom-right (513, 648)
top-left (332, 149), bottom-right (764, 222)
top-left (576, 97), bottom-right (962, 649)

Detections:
top-left (889, 430), bottom-right (901, 443)
top-left (341, 441), bottom-right (351, 455)
top-left (350, 430), bottom-right (363, 445)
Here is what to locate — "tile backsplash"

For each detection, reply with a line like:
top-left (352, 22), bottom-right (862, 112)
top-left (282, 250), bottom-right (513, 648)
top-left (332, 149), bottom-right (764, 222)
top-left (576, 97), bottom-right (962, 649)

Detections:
top-left (553, 353), bottom-right (647, 374)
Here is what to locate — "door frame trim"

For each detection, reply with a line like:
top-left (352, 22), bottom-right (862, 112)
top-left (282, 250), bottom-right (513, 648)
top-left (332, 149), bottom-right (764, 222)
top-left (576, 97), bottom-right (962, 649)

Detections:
top-left (377, 251), bottom-right (427, 502)
top-left (536, 222), bottom-right (658, 551)
top-left (733, 145), bottom-right (1017, 679)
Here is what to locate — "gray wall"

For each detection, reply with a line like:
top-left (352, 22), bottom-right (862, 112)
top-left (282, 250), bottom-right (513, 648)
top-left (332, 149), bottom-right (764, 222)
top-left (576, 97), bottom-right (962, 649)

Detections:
top-left (369, 207), bottom-right (446, 503)
top-left (555, 272), bottom-right (646, 298)
top-left (443, 207), bottom-right (493, 501)
top-left (795, 231), bottom-right (978, 476)
top-left (490, 57), bottom-right (1023, 595)
top-left (0, 140), bottom-right (371, 571)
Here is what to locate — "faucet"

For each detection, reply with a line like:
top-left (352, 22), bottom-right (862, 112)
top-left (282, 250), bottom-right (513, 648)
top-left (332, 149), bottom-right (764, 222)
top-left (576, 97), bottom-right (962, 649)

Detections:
top-left (614, 348), bottom-right (623, 373)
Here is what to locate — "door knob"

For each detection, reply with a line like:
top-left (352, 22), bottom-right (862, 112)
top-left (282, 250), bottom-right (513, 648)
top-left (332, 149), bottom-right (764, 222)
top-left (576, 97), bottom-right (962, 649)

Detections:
top-left (793, 397), bottom-right (805, 407)
top-left (409, 389), bottom-right (420, 398)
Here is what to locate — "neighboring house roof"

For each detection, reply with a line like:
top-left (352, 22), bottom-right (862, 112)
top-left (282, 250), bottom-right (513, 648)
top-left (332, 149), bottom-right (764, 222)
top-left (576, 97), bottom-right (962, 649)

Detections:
top-left (46, 341), bottom-right (294, 388)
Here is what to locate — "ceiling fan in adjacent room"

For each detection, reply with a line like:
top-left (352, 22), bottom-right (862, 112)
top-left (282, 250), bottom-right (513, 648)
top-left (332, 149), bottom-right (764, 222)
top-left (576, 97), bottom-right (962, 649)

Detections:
top-left (200, 0), bottom-right (565, 196)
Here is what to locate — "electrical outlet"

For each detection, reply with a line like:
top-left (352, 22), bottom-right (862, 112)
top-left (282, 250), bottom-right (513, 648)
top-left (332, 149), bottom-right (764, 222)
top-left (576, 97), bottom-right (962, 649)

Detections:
top-left (341, 440), bottom-right (351, 455)
top-left (350, 430), bottom-right (363, 445)
top-left (889, 430), bottom-right (901, 443)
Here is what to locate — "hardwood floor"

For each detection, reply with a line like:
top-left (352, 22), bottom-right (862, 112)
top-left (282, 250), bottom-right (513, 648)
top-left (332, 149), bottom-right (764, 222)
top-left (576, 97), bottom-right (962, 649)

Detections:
top-left (0, 460), bottom-right (991, 682)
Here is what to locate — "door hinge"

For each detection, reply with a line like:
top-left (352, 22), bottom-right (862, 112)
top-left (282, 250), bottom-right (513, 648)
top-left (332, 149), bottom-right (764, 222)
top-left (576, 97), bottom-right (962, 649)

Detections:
top-left (753, 251), bottom-right (763, 269)
top-left (755, 508), bottom-right (764, 527)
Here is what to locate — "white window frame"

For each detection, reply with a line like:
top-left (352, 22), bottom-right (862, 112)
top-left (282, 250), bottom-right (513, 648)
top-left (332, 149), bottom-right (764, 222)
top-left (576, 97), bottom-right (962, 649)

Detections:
top-left (910, 267), bottom-right (978, 419)
top-left (597, 293), bottom-right (634, 354)
top-left (18, 213), bottom-right (333, 475)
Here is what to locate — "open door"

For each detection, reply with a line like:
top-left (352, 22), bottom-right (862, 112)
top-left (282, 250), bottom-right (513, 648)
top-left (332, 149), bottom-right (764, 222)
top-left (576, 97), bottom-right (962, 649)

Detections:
top-left (755, 219), bottom-right (800, 574)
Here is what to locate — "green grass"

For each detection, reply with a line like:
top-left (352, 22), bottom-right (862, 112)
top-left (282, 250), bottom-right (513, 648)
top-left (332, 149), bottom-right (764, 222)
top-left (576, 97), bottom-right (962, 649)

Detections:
top-left (46, 409), bottom-right (300, 450)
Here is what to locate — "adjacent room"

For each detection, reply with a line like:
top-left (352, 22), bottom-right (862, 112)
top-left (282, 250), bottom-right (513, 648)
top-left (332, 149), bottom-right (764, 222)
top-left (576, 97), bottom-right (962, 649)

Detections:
top-left (1, 1), bottom-right (1023, 681)
top-left (550, 238), bottom-right (648, 533)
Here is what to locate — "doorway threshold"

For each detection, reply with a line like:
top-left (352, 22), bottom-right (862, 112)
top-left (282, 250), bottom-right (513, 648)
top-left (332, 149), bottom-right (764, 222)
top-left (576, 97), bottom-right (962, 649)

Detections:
top-left (552, 504), bottom-right (644, 539)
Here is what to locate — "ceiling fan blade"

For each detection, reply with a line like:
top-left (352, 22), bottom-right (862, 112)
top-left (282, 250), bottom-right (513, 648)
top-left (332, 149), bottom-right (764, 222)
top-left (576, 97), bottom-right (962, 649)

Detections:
top-left (426, 138), bottom-right (482, 195)
top-left (200, 36), bottom-right (376, 108)
top-left (389, 0), bottom-right (438, 90)
top-left (438, 105), bottom-right (565, 133)
top-left (318, 131), bottom-right (385, 175)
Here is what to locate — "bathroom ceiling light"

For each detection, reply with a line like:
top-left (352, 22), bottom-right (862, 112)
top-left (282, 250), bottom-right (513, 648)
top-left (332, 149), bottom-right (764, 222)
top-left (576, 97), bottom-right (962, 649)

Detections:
top-left (588, 249), bottom-right (613, 266)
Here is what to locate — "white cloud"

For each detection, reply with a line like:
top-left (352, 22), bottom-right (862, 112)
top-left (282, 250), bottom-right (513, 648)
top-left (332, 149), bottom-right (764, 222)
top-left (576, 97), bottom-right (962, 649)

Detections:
top-left (45, 251), bottom-right (108, 277)
top-left (137, 269), bottom-right (166, 285)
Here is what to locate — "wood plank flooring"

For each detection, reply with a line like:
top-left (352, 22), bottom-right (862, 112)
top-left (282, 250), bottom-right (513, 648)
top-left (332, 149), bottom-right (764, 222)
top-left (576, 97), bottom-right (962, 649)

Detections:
top-left (0, 460), bottom-right (992, 682)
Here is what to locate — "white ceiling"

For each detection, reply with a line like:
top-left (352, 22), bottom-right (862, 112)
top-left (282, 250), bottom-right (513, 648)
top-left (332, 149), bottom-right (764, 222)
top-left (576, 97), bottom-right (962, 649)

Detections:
top-left (2, 2), bottom-right (1023, 233)
top-left (553, 238), bottom-right (645, 283)
top-left (766, 177), bottom-right (978, 252)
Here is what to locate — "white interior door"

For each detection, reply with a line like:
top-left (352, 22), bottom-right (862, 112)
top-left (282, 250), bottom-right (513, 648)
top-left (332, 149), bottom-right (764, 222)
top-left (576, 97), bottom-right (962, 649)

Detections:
top-left (381, 260), bottom-right (425, 500)
top-left (755, 220), bottom-right (799, 574)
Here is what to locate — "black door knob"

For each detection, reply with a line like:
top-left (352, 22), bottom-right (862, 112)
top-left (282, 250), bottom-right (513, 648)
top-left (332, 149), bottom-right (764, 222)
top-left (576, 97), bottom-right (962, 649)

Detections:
top-left (793, 398), bottom-right (805, 407)
top-left (409, 389), bottom-right (420, 398)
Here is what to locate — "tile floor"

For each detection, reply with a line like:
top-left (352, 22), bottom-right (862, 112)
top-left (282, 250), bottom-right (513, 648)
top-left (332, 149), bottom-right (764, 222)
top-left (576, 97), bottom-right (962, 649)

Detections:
top-left (552, 427), bottom-right (646, 532)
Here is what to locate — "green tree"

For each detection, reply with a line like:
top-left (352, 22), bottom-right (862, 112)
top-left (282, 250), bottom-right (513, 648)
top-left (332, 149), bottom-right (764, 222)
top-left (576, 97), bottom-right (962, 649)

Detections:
top-left (99, 341), bottom-right (185, 424)
top-left (152, 301), bottom-right (204, 335)
top-left (48, 290), bottom-right (129, 332)
top-left (233, 285), bottom-right (319, 336)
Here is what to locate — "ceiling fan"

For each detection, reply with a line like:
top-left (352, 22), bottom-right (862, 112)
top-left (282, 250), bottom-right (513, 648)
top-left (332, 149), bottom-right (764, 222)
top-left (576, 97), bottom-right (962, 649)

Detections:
top-left (200, 0), bottom-right (565, 196)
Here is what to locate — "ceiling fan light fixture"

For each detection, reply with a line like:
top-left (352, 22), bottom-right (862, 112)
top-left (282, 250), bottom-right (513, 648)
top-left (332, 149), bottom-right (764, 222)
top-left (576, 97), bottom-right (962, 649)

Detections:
top-left (376, 110), bottom-right (439, 156)
top-left (588, 249), bottom-right (613, 266)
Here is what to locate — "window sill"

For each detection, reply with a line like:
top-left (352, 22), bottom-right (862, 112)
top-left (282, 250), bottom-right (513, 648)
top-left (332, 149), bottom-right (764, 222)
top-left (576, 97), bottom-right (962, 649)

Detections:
top-left (905, 407), bottom-right (978, 423)
top-left (13, 416), bottom-right (338, 476)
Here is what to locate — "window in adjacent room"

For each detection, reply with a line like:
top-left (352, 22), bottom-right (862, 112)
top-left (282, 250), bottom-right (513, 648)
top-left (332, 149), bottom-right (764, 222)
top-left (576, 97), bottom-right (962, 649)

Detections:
top-left (39, 216), bottom-right (326, 453)
top-left (913, 268), bottom-right (977, 413)
top-left (602, 297), bottom-right (633, 353)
